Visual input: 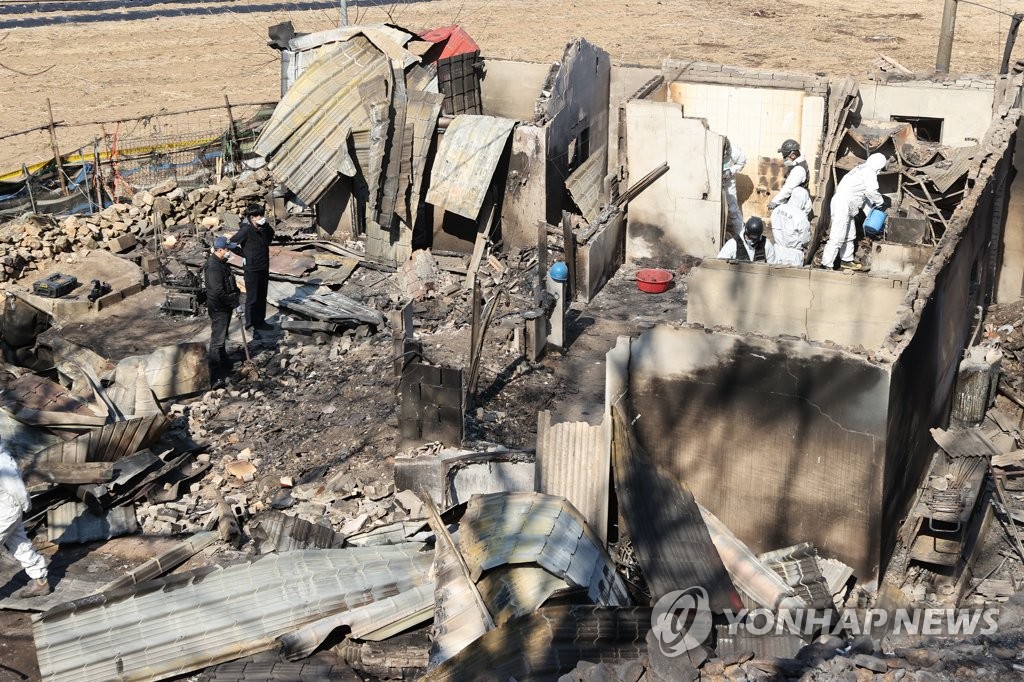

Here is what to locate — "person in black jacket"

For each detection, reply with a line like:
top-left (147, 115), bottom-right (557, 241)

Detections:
top-left (230, 203), bottom-right (274, 334)
top-left (205, 236), bottom-right (241, 385)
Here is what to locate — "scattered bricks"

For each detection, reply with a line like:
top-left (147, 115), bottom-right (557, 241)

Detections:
top-left (280, 476), bottom-right (294, 488)
top-left (107, 233), bottom-right (137, 253)
top-left (196, 453), bottom-right (211, 463)
top-left (150, 178), bottom-right (177, 196)
top-left (853, 654), bottom-right (888, 674)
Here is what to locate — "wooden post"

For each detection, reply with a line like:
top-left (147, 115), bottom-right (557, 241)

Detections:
top-left (22, 165), bottom-right (37, 213)
top-left (92, 137), bottom-right (103, 210)
top-left (46, 98), bottom-right (68, 196)
top-left (935, 0), bottom-right (958, 74)
top-left (224, 94), bottom-right (240, 173)
top-left (560, 211), bottom-right (576, 303)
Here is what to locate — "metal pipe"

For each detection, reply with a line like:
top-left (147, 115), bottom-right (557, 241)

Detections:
top-left (936, 0), bottom-right (959, 74)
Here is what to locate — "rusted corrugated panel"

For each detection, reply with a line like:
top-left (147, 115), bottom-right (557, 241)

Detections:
top-left (426, 115), bottom-right (517, 219)
top-left (565, 148), bottom-right (607, 224)
top-left (423, 605), bottom-right (651, 682)
top-left (611, 406), bottom-right (741, 612)
top-left (535, 411), bottom-right (609, 542)
top-left (255, 37), bottom-right (391, 204)
top-left (34, 546), bottom-right (434, 682)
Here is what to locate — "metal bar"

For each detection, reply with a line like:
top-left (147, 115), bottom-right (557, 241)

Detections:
top-left (46, 98), bottom-right (68, 196)
top-left (224, 94), bottom-right (239, 174)
top-left (22, 164), bottom-right (37, 213)
top-left (92, 137), bottom-right (103, 211)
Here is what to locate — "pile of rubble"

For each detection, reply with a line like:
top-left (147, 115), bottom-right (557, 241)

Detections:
top-left (0, 170), bottom-right (273, 282)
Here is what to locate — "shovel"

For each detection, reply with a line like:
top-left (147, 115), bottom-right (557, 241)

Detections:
top-left (236, 313), bottom-right (260, 381)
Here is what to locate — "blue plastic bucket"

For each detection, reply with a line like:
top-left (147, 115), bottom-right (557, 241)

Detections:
top-left (864, 208), bottom-right (886, 236)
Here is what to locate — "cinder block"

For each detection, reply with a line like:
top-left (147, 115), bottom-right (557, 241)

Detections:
top-left (108, 234), bottom-right (137, 253)
top-left (96, 290), bottom-right (123, 311)
top-left (121, 282), bottom-right (145, 298)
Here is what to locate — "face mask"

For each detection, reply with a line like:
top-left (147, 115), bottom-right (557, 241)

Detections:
top-left (255, 217), bottom-right (267, 226)
top-left (784, 158), bottom-right (795, 167)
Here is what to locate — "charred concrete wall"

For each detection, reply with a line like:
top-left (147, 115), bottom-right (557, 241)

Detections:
top-left (540, 39), bottom-right (611, 225)
top-left (608, 65), bottom-right (659, 173)
top-left (664, 80), bottom-right (825, 222)
top-left (687, 260), bottom-right (908, 349)
top-left (859, 79), bottom-right (995, 147)
top-left (624, 101), bottom-right (724, 263)
top-left (479, 58), bottom-right (552, 121)
top-left (624, 326), bottom-right (890, 579)
top-left (881, 110), bottom-right (1019, 575)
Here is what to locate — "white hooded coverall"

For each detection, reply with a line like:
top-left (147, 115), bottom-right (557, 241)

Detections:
top-left (0, 444), bottom-right (47, 581)
top-left (723, 143), bottom-right (747, 237)
top-left (769, 156), bottom-right (809, 208)
top-left (770, 186), bottom-right (812, 250)
top-left (822, 153), bottom-right (886, 267)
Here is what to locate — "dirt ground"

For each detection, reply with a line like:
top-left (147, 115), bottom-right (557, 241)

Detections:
top-left (3, 0), bottom-right (1024, 168)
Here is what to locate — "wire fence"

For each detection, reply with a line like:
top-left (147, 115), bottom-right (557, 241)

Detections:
top-left (0, 99), bottom-right (276, 220)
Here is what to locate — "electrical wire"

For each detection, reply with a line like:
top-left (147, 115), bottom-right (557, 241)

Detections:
top-left (958, 0), bottom-right (1019, 18)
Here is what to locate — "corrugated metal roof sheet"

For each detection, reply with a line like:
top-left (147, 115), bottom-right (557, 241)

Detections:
top-left (565, 147), bottom-right (607, 224)
top-left (475, 565), bottom-right (570, 625)
top-left (30, 413), bottom-right (168, 465)
top-left (279, 582), bottom-right (434, 660)
top-left (255, 37), bottom-right (390, 204)
top-left (535, 411), bottom-right (609, 542)
top-left (276, 290), bottom-right (384, 326)
top-left (47, 502), bottom-right (137, 545)
top-left (418, 25), bottom-right (480, 61)
top-left (426, 115), bottom-right (517, 219)
top-left (611, 406), bottom-right (742, 613)
top-left (457, 492), bottom-right (630, 606)
top-left (199, 650), bottom-right (360, 682)
top-left (423, 606), bottom-right (652, 682)
top-left (426, 497), bottom-right (494, 667)
top-left (250, 510), bottom-right (345, 553)
top-left (757, 543), bottom-right (834, 610)
top-left (34, 546), bottom-right (433, 682)
top-left (931, 426), bottom-right (1002, 457)
top-left (406, 89), bottom-right (445, 230)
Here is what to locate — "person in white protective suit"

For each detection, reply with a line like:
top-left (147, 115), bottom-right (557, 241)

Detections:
top-left (768, 187), bottom-right (812, 267)
top-left (822, 153), bottom-right (887, 271)
top-left (722, 138), bottom-right (746, 237)
top-left (0, 440), bottom-right (50, 598)
top-left (768, 139), bottom-right (810, 210)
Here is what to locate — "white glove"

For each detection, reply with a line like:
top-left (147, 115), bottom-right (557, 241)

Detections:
top-left (768, 201), bottom-right (779, 210)
top-left (723, 169), bottom-right (733, 179)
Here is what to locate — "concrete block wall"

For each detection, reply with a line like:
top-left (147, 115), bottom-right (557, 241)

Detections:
top-left (621, 326), bottom-right (891, 580)
top-left (399, 362), bottom-right (464, 448)
top-left (859, 80), bottom-right (995, 147)
top-left (662, 59), bottom-right (829, 97)
top-left (686, 259), bottom-right (908, 349)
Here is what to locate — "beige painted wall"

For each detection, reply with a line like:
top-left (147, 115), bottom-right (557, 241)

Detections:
top-left (859, 82), bottom-right (994, 147)
top-left (608, 65), bottom-right (660, 172)
top-left (667, 82), bottom-right (825, 222)
top-left (480, 58), bottom-right (552, 121)
top-left (687, 259), bottom-right (908, 349)
top-left (624, 100), bottom-right (724, 262)
top-left (996, 117), bottom-right (1024, 303)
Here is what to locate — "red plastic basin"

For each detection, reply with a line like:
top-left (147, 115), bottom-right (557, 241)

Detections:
top-left (636, 268), bottom-right (673, 293)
